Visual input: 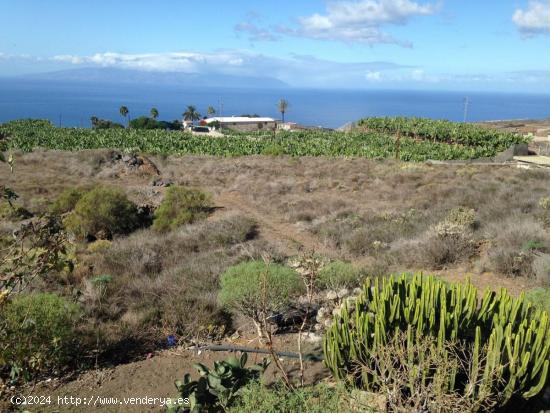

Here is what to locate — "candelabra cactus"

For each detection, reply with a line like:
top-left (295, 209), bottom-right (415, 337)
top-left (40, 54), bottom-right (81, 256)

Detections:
top-left (323, 274), bottom-right (550, 408)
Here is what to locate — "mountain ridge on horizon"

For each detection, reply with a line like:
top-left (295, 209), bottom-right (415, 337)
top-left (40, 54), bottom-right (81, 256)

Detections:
top-left (13, 67), bottom-right (289, 89)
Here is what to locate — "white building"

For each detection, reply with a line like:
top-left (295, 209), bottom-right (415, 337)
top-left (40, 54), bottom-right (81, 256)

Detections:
top-left (204, 116), bottom-right (277, 132)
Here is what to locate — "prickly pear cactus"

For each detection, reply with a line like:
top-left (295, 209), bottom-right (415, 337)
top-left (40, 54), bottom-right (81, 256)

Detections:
top-left (323, 274), bottom-right (550, 407)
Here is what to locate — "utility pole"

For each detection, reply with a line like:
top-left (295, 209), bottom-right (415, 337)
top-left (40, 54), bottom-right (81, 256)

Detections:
top-left (463, 97), bottom-right (469, 123)
top-left (218, 98), bottom-right (224, 118)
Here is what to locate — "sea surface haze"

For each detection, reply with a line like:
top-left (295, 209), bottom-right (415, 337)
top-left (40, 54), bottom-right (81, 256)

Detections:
top-left (1, 80), bottom-right (549, 128)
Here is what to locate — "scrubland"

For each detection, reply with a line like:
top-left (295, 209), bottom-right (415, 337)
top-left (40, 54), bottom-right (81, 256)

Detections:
top-left (2, 130), bottom-right (550, 411)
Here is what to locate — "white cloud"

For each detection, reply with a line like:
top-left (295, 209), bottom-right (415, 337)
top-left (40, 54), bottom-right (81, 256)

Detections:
top-left (234, 22), bottom-right (279, 42)
top-left (513, 1), bottom-right (550, 36)
top-left (365, 70), bottom-right (383, 80)
top-left (51, 51), bottom-right (247, 72)
top-left (281, 0), bottom-right (437, 46)
top-left (410, 68), bottom-right (426, 81)
top-left (46, 50), bottom-right (409, 87)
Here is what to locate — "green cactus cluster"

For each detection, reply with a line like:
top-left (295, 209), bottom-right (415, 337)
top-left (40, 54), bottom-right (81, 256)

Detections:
top-left (323, 274), bottom-right (550, 407)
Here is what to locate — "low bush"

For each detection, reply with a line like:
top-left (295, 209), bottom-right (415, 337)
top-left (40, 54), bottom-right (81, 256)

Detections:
top-left (227, 382), bottom-right (354, 413)
top-left (539, 195), bottom-right (550, 227)
top-left (152, 186), bottom-right (212, 232)
top-left (64, 186), bottom-right (140, 239)
top-left (86, 239), bottom-right (112, 253)
top-left (218, 261), bottom-right (304, 336)
top-left (77, 217), bottom-right (263, 357)
top-left (0, 201), bottom-right (32, 221)
top-left (312, 211), bottom-right (364, 250)
top-left (445, 206), bottom-right (477, 229)
top-left (421, 228), bottom-right (476, 268)
top-left (485, 216), bottom-right (549, 277)
top-left (0, 293), bottom-right (81, 381)
top-left (533, 253), bottom-right (550, 284)
top-left (526, 287), bottom-right (550, 314)
top-left (49, 187), bottom-right (86, 215)
top-left (344, 210), bottom-right (420, 256)
top-left (316, 260), bottom-right (362, 290)
top-left (406, 207), bottom-right (477, 269)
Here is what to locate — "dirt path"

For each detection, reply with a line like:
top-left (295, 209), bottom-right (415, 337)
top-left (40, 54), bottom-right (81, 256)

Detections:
top-left (213, 191), bottom-right (337, 259)
top-left (212, 192), bottom-right (527, 296)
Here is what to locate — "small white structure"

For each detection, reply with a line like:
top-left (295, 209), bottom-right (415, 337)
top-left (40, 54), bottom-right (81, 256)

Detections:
top-left (204, 116), bottom-right (277, 132)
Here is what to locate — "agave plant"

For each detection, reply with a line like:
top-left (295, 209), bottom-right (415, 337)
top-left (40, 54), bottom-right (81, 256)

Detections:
top-left (166, 353), bottom-right (270, 413)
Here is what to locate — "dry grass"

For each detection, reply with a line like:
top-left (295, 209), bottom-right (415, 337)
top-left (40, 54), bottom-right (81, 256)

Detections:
top-left (7, 150), bottom-right (550, 277)
top-left (5, 149), bottom-right (550, 364)
top-left (77, 215), bottom-right (275, 351)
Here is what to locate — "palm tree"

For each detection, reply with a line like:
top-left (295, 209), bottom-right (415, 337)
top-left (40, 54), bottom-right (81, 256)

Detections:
top-left (277, 99), bottom-right (289, 124)
top-left (150, 107), bottom-right (159, 120)
top-left (183, 105), bottom-right (201, 123)
top-left (119, 106), bottom-right (129, 127)
top-left (207, 106), bottom-right (216, 117)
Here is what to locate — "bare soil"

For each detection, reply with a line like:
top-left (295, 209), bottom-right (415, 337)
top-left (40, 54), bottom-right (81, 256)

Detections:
top-left (25, 330), bottom-right (327, 413)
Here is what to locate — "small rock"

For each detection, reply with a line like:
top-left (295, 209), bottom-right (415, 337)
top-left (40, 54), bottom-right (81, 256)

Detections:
top-left (302, 332), bottom-right (322, 344)
top-left (152, 178), bottom-right (174, 187)
top-left (337, 288), bottom-right (350, 299)
top-left (326, 290), bottom-right (338, 301)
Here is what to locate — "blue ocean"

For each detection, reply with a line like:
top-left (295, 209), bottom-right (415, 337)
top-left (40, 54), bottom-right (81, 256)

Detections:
top-left (1, 80), bottom-right (549, 129)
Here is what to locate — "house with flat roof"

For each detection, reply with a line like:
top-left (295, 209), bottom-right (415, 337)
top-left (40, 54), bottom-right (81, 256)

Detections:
top-left (204, 116), bottom-right (277, 132)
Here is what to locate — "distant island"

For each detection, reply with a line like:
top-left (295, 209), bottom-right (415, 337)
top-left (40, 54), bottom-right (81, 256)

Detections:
top-left (15, 67), bottom-right (289, 89)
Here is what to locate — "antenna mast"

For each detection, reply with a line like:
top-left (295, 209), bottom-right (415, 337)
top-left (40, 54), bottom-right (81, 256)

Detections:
top-left (463, 97), bottom-right (469, 123)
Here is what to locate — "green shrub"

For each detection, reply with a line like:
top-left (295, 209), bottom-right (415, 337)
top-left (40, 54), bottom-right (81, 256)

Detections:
top-left (539, 196), bottom-right (550, 227)
top-left (0, 293), bottom-right (81, 381)
top-left (411, 207), bottom-right (478, 268)
top-left (324, 274), bottom-right (550, 409)
top-left (0, 201), bottom-right (32, 221)
top-left (227, 382), bottom-right (354, 413)
top-left (218, 261), bottom-right (304, 334)
top-left (153, 186), bottom-right (211, 232)
top-left (485, 217), bottom-right (549, 278)
top-left (526, 288), bottom-right (550, 314)
top-left (521, 239), bottom-right (546, 252)
top-left (87, 239), bottom-right (112, 253)
top-left (64, 186), bottom-right (139, 239)
top-left (316, 261), bottom-right (362, 290)
top-left (446, 206), bottom-right (477, 229)
top-left (49, 187), bottom-right (85, 215)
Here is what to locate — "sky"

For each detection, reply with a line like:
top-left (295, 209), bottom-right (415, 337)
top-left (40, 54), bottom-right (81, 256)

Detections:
top-left (0, 0), bottom-right (549, 92)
